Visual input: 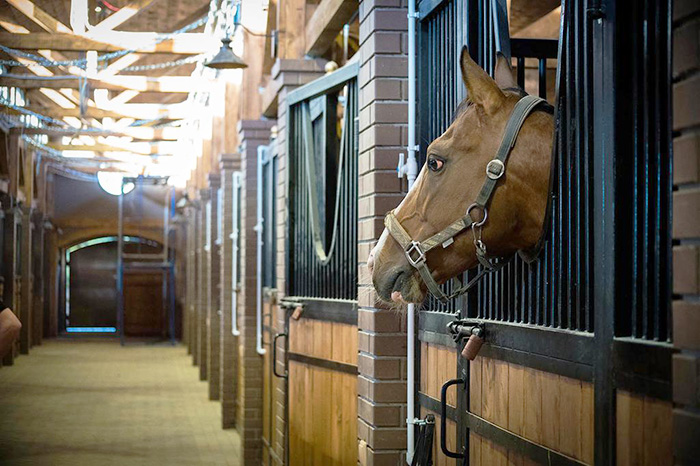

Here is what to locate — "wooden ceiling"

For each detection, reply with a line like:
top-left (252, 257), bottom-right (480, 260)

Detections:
top-left (0, 0), bottom-right (212, 172)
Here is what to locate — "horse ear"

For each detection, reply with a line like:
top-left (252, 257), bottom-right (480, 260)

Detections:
top-left (460, 46), bottom-right (505, 112)
top-left (494, 52), bottom-right (517, 89)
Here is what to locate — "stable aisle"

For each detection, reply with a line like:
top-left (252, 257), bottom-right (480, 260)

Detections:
top-left (0, 340), bottom-right (240, 465)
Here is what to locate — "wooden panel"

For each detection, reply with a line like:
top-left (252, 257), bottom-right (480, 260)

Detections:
top-left (617, 390), bottom-right (672, 466)
top-left (289, 362), bottom-right (357, 465)
top-left (262, 346), bottom-right (271, 464)
top-left (262, 301), bottom-right (281, 464)
top-left (123, 272), bottom-right (164, 336)
top-left (470, 357), bottom-right (483, 465)
top-left (288, 313), bottom-right (358, 465)
top-left (469, 357), bottom-right (594, 465)
top-left (419, 342), bottom-right (458, 404)
top-left (289, 317), bottom-right (357, 365)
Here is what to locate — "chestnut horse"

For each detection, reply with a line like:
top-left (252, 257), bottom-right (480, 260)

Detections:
top-left (369, 47), bottom-right (555, 304)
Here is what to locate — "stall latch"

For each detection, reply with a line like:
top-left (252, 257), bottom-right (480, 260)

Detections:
top-left (447, 320), bottom-right (485, 360)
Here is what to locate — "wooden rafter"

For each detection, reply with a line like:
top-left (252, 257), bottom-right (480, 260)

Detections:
top-left (0, 32), bottom-right (215, 54)
top-left (5, 0), bottom-right (72, 33)
top-left (305, 0), bottom-right (358, 57)
top-left (10, 126), bottom-right (178, 142)
top-left (92, 0), bottom-right (161, 33)
top-left (0, 75), bottom-right (212, 93)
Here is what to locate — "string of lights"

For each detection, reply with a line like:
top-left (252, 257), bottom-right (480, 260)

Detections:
top-left (0, 15), bottom-right (208, 69)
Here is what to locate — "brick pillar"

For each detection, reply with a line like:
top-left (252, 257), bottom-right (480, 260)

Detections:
top-left (357, 0), bottom-right (409, 463)
top-left (197, 189), bottom-right (210, 380)
top-left (31, 211), bottom-right (44, 347)
top-left (672, 1), bottom-right (700, 462)
top-left (19, 206), bottom-right (32, 354)
top-left (207, 174), bottom-right (222, 400)
top-left (186, 204), bottom-right (197, 357)
top-left (238, 119), bottom-right (274, 465)
top-left (220, 153), bottom-right (242, 428)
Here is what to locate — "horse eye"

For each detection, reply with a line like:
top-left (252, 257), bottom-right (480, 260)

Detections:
top-left (428, 157), bottom-right (444, 172)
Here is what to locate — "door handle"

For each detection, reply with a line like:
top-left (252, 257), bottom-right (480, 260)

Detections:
top-left (273, 333), bottom-right (288, 379)
top-left (440, 378), bottom-right (465, 459)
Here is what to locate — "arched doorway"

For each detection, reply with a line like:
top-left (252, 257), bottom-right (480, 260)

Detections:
top-left (63, 236), bottom-right (165, 336)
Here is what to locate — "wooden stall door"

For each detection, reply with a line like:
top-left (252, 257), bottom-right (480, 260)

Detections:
top-left (287, 316), bottom-right (358, 466)
top-left (262, 299), bottom-right (283, 465)
top-left (123, 271), bottom-right (165, 337)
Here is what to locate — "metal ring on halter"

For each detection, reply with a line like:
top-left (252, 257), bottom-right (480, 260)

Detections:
top-left (466, 203), bottom-right (488, 227)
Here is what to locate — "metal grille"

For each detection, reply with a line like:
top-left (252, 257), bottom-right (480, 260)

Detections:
top-left (614, 0), bottom-right (672, 342)
top-left (233, 171), bottom-right (242, 288)
top-left (419, 0), bottom-right (596, 332)
top-left (288, 72), bottom-right (358, 300)
top-left (261, 153), bottom-right (277, 289)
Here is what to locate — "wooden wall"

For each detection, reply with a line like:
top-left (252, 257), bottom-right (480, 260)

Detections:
top-left (420, 342), bottom-right (458, 466)
top-left (288, 317), bottom-right (357, 465)
top-left (420, 344), bottom-right (673, 465)
top-left (123, 272), bottom-right (165, 337)
top-left (469, 356), bottom-right (593, 465)
top-left (617, 391), bottom-right (672, 466)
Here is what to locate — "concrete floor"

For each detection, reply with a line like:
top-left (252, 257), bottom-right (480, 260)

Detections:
top-left (0, 339), bottom-right (240, 466)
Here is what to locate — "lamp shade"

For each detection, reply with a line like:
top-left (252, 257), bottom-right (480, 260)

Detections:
top-left (204, 38), bottom-right (247, 69)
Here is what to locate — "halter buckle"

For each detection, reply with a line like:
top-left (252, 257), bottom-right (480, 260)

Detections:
top-left (486, 159), bottom-right (505, 180)
top-left (404, 241), bottom-right (426, 267)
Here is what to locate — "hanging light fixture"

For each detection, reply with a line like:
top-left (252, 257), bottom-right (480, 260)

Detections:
top-left (205, 0), bottom-right (247, 70)
top-left (204, 37), bottom-right (247, 69)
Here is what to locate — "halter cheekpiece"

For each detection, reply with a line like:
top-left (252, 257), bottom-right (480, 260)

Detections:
top-left (384, 94), bottom-right (545, 303)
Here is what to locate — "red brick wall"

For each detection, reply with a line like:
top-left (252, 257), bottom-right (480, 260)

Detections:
top-left (357, 0), bottom-right (410, 463)
top-left (237, 120), bottom-right (274, 464)
top-left (207, 174), bottom-right (221, 401)
top-left (672, 0), bottom-right (700, 462)
top-left (219, 153), bottom-right (242, 428)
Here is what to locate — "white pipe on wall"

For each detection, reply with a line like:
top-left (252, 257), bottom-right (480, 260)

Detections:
top-left (406, 0), bottom-right (419, 461)
top-left (231, 172), bottom-right (241, 336)
top-left (255, 146), bottom-right (267, 355)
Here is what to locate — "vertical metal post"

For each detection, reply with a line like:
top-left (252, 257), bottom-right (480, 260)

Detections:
top-left (591, 0), bottom-right (616, 463)
top-left (231, 172), bottom-right (241, 336)
top-left (256, 146), bottom-right (267, 355)
top-left (169, 264), bottom-right (176, 345)
top-left (117, 181), bottom-right (125, 346)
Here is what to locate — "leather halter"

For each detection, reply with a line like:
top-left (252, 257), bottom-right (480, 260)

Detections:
top-left (384, 94), bottom-right (545, 303)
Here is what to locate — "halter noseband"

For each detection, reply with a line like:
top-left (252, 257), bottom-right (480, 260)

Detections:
top-left (384, 94), bottom-right (545, 303)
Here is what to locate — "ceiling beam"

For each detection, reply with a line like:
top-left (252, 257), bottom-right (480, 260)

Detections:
top-left (9, 126), bottom-right (177, 141)
top-left (92, 0), bottom-right (160, 33)
top-left (5, 0), bottom-right (72, 33)
top-left (0, 32), bottom-right (215, 54)
top-left (47, 143), bottom-right (143, 153)
top-left (305, 0), bottom-right (358, 57)
top-left (0, 75), bottom-right (212, 93)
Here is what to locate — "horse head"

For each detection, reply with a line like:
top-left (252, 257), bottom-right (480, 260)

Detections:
top-left (368, 47), bottom-right (554, 304)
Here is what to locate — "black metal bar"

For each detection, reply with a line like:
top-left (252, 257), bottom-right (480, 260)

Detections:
top-left (479, 345), bottom-right (593, 382)
top-left (286, 62), bottom-right (359, 106)
top-left (419, 311), bottom-right (595, 365)
top-left (273, 333), bottom-right (288, 379)
top-left (418, 392), bottom-right (457, 421)
top-left (440, 378), bottom-right (465, 459)
top-left (510, 38), bottom-right (559, 59)
top-left (419, 392), bottom-right (587, 466)
top-left (612, 337), bottom-right (674, 400)
top-left (592, 0), bottom-right (616, 462)
top-left (283, 297), bottom-right (357, 324)
top-left (464, 412), bottom-right (587, 466)
top-left (287, 352), bottom-right (358, 375)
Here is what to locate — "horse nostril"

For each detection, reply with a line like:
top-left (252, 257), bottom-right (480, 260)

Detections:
top-left (367, 249), bottom-right (376, 274)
